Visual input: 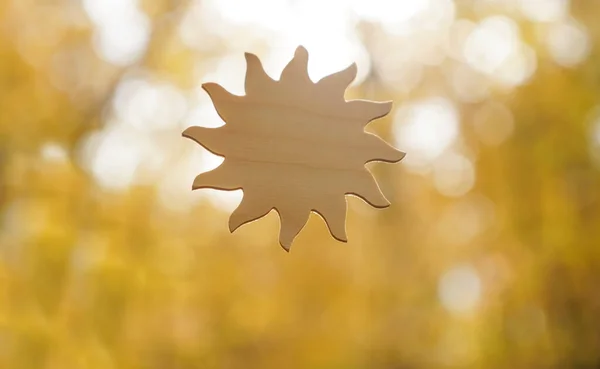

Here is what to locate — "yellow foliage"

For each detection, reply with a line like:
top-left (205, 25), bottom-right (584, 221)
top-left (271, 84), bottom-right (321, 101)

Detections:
top-left (1, 1), bottom-right (600, 368)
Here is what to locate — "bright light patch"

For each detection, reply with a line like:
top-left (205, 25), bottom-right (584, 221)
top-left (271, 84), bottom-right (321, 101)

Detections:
top-left (203, 0), bottom-right (371, 85)
top-left (204, 52), bottom-right (252, 96)
top-left (493, 43), bottom-right (537, 87)
top-left (40, 142), bottom-right (68, 163)
top-left (351, 0), bottom-right (429, 27)
top-left (393, 98), bottom-right (460, 169)
top-left (379, 61), bottom-right (423, 94)
top-left (265, 43), bottom-right (370, 86)
top-left (263, 1), bottom-right (369, 84)
top-left (83, 123), bottom-right (152, 190)
top-left (448, 64), bottom-right (490, 103)
top-left (420, 0), bottom-right (456, 32)
top-left (464, 16), bottom-right (536, 87)
top-left (518, 0), bottom-right (569, 22)
top-left (178, 0), bottom-right (233, 51)
top-left (445, 19), bottom-right (477, 61)
top-left (433, 153), bottom-right (476, 197)
top-left (369, 0), bottom-right (455, 36)
top-left (438, 264), bottom-right (482, 314)
top-left (464, 16), bottom-right (520, 75)
top-left (208, 0), bottom-right (291, 31)
top-left (546, 19), bottom-right (591, 68)
top-left (113, 77), bottom-right (188, 131)
top-left (83, 0), bottom-right (150, 65)
top-left (184, 102), bottom-right (225, 130)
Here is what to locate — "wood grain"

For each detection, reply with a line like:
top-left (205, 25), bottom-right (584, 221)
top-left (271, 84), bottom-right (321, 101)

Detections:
top-left (183, 46), bottom-right (405, 251)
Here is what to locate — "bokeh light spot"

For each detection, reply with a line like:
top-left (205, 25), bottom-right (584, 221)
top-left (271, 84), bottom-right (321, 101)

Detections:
top-left (40, 142), bottom-right (68, 163)
top-left (394, 97), bottom-right (459, 169)
top-left (464, 16), bottom-right (520, 75)
top-left (433, 153), bottom-right (476, 197)
top-left (113, 77), bottom-right (188, 131)
top-left (438, 264), bottom-right (482, 314)
top-left (546, 19), bottom-right (591, 68)
top-left (518, 0), bottom-right (569, 23)
top-left (81, 122), bottom-right (159, 191)
top-left (83, 0), bottom-right (150, 65)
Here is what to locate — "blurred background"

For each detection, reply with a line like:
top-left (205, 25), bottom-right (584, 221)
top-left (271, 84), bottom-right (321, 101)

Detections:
top-left (1, 0), bottom-right (600, 368)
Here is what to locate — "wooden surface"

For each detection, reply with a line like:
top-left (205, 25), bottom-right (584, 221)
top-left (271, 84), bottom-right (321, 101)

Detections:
top-left (183, 46), bottom-right (405, 251)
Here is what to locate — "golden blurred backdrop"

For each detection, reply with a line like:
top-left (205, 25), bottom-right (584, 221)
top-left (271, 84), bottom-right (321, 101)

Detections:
top-left (1, 0), bottom-right (600, 368)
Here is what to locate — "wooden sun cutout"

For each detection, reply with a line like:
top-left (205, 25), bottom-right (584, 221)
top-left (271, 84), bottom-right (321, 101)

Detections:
top-left (183, 46), bottom-right (405, 251)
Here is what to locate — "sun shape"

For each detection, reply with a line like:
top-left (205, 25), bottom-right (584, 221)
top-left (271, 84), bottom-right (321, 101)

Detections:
top-left (183, 46), bottom-right (405, 251)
